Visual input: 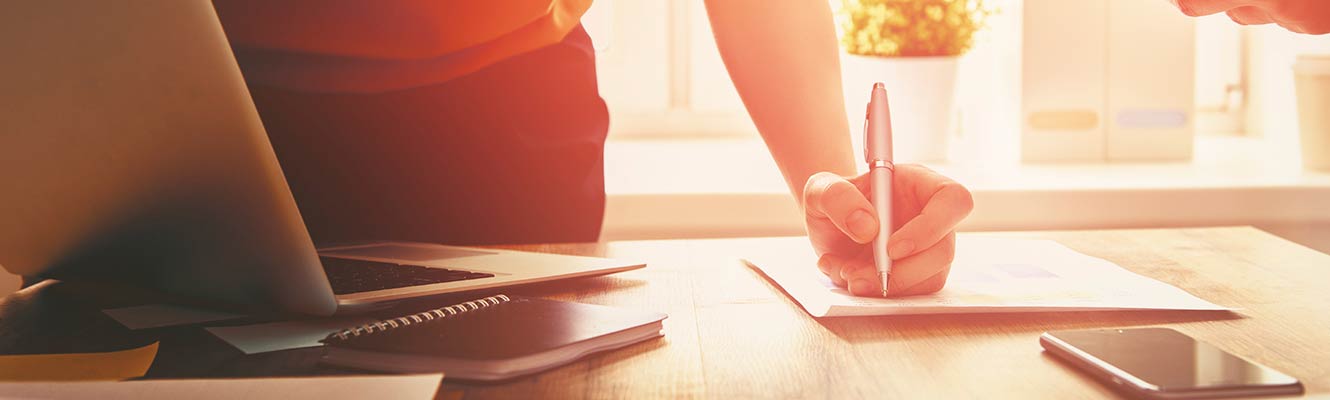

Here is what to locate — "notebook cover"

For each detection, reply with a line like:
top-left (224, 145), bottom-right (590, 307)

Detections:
top-left (325, 297), bottom-right (666, 361)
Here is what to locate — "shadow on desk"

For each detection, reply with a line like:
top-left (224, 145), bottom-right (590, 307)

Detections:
top-left (494, 275), bottom-right (648, 300)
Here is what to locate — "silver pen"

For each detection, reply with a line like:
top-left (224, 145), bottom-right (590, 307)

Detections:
top-left (863, 83), bottom-right (894, 297)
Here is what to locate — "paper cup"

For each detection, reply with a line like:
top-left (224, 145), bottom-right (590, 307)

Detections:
top-left (1294, 54), bottom-right (1330, 171)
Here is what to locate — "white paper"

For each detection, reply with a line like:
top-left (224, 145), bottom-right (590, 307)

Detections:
top-left (104, 304), bottom-right (245, 330)
top-left (747, 236), bottom-right (1230, 317)
top-left (0, 373), bottom-right (444, 400)
top-left (206, 317), bottom-right (375, 355)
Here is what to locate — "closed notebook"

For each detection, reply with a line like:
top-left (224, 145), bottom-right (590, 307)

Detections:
top-left (319, 295), bottom-right (666, 381)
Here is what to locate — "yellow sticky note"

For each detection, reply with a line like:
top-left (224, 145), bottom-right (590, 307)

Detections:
top-left (0, 342), bottom-right (158, 381)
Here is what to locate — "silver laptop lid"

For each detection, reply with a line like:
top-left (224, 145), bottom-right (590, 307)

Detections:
top-left (0, 0), bottom-right (338, 315)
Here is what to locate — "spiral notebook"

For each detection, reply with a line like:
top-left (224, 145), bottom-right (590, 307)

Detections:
top-left (319, 295), bottom-right (667, 381)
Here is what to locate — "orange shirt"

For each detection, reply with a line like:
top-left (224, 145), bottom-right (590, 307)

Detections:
top-left (213, 0), bottom-right (594, 93)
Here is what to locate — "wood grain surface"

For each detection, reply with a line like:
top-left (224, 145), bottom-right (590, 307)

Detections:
top-left (450, 227), bottom-right (1330, 399)
top-left (0, 227), bottom-right (1325, 399)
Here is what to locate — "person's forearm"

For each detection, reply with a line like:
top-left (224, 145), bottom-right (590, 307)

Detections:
top-left (703, 0), bottom-right (856, 202)
top-left (212, 0), bottom-right (550, 59)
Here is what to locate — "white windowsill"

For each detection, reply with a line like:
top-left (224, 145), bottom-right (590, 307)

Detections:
top-left (602, 135), bottom-right (1330, 250)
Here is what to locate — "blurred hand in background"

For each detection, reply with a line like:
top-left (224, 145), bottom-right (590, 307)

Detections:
top-left (1171, 0), bottom-right (1330, 34)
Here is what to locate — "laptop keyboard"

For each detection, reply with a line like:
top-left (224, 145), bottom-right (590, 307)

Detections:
top-left (319, 256), bottom-right (496, 295)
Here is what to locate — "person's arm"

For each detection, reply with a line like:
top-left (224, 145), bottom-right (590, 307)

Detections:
top-left (703, 1), bottom-right (973, 296)
top-left (701, 1), bottom-right (857, 194)
top-left (211, 0), bottom-right (552, 59)
top-left (1172, 0), bottom-right (1330, 34)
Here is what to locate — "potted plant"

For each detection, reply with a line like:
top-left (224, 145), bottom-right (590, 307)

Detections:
top-left (839, 0), bottom-right (992, 162)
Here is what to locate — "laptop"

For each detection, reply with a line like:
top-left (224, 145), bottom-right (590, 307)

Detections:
top-left (0, 1), bottom-right (643, 316)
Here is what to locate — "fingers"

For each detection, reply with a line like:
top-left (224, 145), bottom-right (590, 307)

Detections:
top-left (835, 233), bottom-right (956, 297)
top-left (888, 166), bottom-right (973, 260)
top-left (817, 253), bottom-right (851, 287)
top-left (1298, 22), bottom-right (1330, 35)
top-left (1172, 0), bottom-right (1330, 35)
top-left (1227, 6), bottom-right (1275, 25)
top-left (1172, 0), bottom-right (1261, 17)
top-left (824, 254), bottom-right (877, 295)
top-left (887, 233), bottom-right (956, 296)
top-left (807, 167), bottom-right (968, 298)
top-left (1224, 5), bottom-right (1320, 34)
top-left (803, 172), bottom-right (879, 244)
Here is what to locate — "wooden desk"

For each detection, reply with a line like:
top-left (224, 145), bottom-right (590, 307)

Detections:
top-left (1, 227), bottom-right (1327, 398)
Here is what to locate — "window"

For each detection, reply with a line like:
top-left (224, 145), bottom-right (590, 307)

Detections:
top-left (586, 0), bottom-right (1250, 151)
top-left (583, 0), bottom-right (755, 138)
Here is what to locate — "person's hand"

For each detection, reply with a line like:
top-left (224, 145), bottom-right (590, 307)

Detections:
top-left (1171, 0), bottom-right (1330, 34)
top-left (802, 165), bottom-right (973, 297)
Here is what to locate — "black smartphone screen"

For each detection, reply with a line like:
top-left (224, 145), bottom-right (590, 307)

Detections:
top-left (1041, 328), bottom-right (1302, 396)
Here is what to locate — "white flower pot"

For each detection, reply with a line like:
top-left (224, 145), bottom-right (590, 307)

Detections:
top-left (841, 54), bottom-right (959, 163)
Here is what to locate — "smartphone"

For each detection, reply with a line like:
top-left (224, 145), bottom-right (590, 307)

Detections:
top-left (1040, 327), bottom-right (1303, 399)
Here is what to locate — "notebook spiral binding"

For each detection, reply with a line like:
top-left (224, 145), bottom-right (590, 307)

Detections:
top-left (323, 294), bottom-right (513, 342)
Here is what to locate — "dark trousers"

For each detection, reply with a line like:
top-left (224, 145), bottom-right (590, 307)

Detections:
top-left (243, 27), bottom-right (608, 246)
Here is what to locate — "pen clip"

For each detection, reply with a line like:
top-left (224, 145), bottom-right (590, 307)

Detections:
top-left (864, 83), bottom-right (893, 165)
top-left (862, 102), bottom-right (871, 165)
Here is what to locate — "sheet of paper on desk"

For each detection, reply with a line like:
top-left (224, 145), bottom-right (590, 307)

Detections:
top-left (0, 373), bottom-right (444, 400)
top-left (747, 236), bottom-right (1230, 317)
top-left (104, 304), bottom-right (246, 330)
top-left (206, 317), bottom-right (376, 354)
